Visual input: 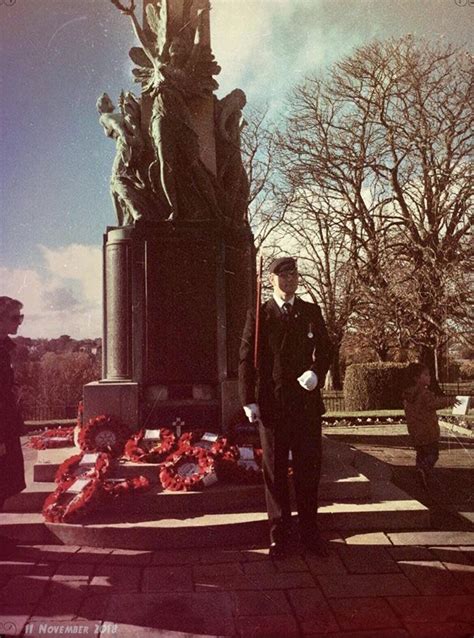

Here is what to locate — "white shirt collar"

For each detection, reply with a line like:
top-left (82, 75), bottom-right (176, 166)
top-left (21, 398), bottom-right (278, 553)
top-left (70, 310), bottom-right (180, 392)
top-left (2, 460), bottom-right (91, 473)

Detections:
top-left (273, 293), bottom-right (295, 309)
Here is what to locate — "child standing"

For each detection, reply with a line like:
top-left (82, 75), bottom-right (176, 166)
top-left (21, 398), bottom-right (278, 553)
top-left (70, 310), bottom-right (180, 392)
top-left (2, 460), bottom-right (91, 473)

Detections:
top-left (402, 363), bottom-right (457, 487)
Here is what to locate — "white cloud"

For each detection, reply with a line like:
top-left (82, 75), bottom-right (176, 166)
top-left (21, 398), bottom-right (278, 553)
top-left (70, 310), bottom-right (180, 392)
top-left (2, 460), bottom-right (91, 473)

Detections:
top-left (1, 244), bottom-right (102, 339)
top-left (40, 244), bottom-right (102, 306)
top-left (210, 0), bottom-right (338, 119)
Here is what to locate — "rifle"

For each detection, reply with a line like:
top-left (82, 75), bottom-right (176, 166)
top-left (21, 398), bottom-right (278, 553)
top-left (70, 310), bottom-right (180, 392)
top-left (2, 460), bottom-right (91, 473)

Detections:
top-left (254, 254), bottom-right (263, 370)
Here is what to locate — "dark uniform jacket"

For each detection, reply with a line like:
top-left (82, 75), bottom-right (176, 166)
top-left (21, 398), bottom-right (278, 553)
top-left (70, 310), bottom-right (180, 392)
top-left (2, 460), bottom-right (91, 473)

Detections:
top-left (0, 337), bottom-right (26, 501)
top-left (239, 297), bottom-right (333, 426)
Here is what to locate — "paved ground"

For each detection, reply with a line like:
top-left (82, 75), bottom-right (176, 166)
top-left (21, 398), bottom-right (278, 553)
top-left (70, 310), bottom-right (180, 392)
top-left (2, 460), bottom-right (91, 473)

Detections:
top-left (325, 423), bottom-right (474, 530)
top-left (1, 424), bottom-right (473, 638)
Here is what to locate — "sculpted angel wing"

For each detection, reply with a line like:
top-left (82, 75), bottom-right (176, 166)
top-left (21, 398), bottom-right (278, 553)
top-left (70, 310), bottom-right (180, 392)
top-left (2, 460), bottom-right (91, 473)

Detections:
top-left (121, 91), bottom-right (144, 159)
top-left (129, 46), bottom-right (154, 93)
top-left (122, 92), bottom-right (141, 132)
top-left (146, 1), bottom-right (168, 60)
top-left (129, 46), bottom-right (152, 68)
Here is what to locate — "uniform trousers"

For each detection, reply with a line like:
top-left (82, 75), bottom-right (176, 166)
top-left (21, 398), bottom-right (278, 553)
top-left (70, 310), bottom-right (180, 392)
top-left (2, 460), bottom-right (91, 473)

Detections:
top-left (258, 386), bottom-right (322, 545)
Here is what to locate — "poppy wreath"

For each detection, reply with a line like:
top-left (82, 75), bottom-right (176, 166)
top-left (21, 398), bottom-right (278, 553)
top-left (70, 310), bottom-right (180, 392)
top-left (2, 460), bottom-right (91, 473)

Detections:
top-left (42, 474), bottom-right (103, 524)
top-left (175, 429), bottom-right (203, 452)
top-left (123, 428), bottom-right (177, 463)
top-left (102, 475), bottom-right (151, 499)
top-left (177, 430), bottom-right (227, 456)
top-left (159, 447), bottom-right (216, 491)
top-left (215, 445), bottom-right (264, 485)
top-left (78, 414), bottom-right (129, 458)
top-left (28, 426), bottom-right (75, 450)
top-left (54, 451), bottom-right (112, 485)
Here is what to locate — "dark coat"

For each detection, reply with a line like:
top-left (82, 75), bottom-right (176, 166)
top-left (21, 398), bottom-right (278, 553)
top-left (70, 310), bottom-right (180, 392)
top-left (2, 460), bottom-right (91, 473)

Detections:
top-left (239, 297), bottom-right (333, 426)
top-left (0, 337), bottom-right (26, 502)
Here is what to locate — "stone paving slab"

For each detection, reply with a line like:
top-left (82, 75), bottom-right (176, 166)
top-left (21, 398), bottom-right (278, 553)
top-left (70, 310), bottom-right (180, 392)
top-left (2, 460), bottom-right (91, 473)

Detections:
top-left (388, 531), bottom-right (474, 546)
top-left (102, 592), bottom-right (236, 636)
top-left (299, 611), bottom-right (340, 635)
top-left (396, 560), bottom-right (467, 595)
top-left (344, 532), bottom-right (392, 545)
top-left (304, 551), bottom-right (348, 576)
top-left (96, 623), bottom-right (215, 638)
top-left (2, 540), bottom-right (474, 637)
top-left (0, 575), bottom-right (50, 605)
top-left (89, 564), bottom-right (143, 592)
top-left (287, 588), bottom-right (340, 635)
top-left (439, 561), bottom-right (474, 594)
top-left (457, 546), bottom-right (474, 563)
top-left (231, 590), bottom-right (291, 616)
top-left (194, 569), bottom-right (318, 592)
top-left (386, 594), bottom-right (474, 624)
top-left (327, 596), bottom-right (401, 631)
top-left (386, 546), bottom-right (436, 561)
top-left (429, 545), bottom-right (474, 564)
top-left (77, 594), bottom-right (113, 623)
top-left (303, 630), bottom-right (411, 638)
top-left (404, 621), bottom-right (474, 638)
top-left (53, 561), bottom-right (95, 580)
top-left (142, 565), bottom-right (194, 592)
top-left (32, 581), bottom-right (87, 619)
top-left (336, 545), bottom-right (400, 574)
top-left (236, 614), bottom-right (300, 637)
top-left (316, 573), bottom-right (420, 598)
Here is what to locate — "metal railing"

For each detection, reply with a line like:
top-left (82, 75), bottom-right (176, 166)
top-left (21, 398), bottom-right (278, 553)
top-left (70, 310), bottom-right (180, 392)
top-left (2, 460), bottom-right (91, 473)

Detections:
top-left (22, 403), bottom-right (78, 422)
top-left (20, 384), bottom-right (472, 422)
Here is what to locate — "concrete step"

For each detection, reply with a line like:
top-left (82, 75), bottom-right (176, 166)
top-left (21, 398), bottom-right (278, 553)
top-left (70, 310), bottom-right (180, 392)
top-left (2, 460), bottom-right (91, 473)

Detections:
top-left (0, 494), bottom-right (430, 549)
top-left (33, 445), bottom-right (361, 483)
top-left (4, 471), bottom-right (372, 513)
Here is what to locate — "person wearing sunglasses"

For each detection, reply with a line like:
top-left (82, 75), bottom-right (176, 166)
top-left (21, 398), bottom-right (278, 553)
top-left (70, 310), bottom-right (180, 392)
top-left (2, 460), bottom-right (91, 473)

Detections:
top-left (0, 296), bottom-right (26, 556)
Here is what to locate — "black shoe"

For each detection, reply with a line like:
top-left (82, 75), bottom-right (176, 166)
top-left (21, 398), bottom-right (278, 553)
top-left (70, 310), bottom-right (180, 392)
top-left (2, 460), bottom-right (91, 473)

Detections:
top-left (268, 540), bottom-right (288, 560)
top-left (302, 536), bottom-right (329, 557)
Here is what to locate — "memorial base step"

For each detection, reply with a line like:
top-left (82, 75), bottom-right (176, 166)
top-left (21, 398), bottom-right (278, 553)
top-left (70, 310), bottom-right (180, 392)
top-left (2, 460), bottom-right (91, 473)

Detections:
top-left (0, 495), bottom-right (430, 549)
top-left (4, 472), bottom-right (371, 514)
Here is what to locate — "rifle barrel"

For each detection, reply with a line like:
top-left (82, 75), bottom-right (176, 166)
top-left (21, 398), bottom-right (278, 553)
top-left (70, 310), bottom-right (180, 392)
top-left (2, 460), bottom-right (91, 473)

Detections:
top-left (254, 255), bottom-right (263, 369)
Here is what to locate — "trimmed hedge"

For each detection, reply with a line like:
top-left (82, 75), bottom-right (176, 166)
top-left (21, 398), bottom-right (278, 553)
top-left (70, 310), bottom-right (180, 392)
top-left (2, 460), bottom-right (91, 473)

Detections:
top-left (344, 363), bottom-right (408, 411)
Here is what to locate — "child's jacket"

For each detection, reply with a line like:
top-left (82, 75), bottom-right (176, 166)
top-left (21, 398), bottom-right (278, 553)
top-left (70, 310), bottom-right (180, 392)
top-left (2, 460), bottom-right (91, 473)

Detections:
top-left (403, 387), bottom-right (452, 446)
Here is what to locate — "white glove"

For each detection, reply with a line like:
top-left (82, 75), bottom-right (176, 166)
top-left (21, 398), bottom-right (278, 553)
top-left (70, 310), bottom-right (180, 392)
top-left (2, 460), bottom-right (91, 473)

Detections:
top-left (243, 403), bottom-right (261, 423)
top-left (298, 370), bottom-right (318, 391)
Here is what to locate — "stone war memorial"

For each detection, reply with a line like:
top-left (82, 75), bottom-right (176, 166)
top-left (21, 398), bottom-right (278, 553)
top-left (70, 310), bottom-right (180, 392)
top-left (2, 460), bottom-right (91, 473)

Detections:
top-left (83, 0), bottom-right (255, 432)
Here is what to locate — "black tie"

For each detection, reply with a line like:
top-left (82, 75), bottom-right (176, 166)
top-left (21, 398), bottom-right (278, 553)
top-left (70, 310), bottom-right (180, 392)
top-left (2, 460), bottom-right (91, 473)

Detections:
top-left (282, 302), bottom-right (292, 320)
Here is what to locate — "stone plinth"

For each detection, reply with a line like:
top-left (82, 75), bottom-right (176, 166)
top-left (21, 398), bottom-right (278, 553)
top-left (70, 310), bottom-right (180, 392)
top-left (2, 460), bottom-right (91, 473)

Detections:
top-left (83, 381), bottom-right (139, 428)
top-left (83, 220), bottom-right (255, 431)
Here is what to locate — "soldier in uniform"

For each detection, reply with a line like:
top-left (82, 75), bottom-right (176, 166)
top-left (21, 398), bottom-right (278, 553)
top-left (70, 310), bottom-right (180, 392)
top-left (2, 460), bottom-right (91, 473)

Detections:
top-left (239, 257), bottom-right (333, 558)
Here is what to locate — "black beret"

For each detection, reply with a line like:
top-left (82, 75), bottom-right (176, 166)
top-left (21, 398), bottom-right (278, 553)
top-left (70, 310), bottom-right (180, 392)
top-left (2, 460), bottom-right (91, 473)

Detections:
top-left (268, 257), bottom-right (297, 274)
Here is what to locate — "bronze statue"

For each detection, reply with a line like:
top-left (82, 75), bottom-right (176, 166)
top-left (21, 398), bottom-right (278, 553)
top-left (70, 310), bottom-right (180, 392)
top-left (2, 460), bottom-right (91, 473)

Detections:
top-left (216, 89), bottom-right (250, 224)
top-left (106, 0), bottom-right (249, 227)
top-left (97, 92), bottom-right (150, 225)
top-left (112, 0), bottom-right (222, 221)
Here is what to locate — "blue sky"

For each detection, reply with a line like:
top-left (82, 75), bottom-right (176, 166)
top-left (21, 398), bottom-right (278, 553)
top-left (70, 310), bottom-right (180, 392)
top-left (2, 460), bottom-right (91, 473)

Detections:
top-left (0, 0), bottom-right (472, 337)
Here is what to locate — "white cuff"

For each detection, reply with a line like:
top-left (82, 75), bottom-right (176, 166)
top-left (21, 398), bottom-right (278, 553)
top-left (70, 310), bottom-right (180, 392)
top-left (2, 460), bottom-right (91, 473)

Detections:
top-left (297, 370), bottom-right (318, 391)
top-left (243, 403), bottom-right (261, 422)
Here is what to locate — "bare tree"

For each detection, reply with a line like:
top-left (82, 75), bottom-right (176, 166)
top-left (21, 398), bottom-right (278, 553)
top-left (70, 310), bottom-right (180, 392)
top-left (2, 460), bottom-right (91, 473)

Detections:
top-left (271, 192), bottom-right (357, 388)
top-left (241, 107), bottom-right (290, 253)
top-left (277, 36), bottom-right (473, 381)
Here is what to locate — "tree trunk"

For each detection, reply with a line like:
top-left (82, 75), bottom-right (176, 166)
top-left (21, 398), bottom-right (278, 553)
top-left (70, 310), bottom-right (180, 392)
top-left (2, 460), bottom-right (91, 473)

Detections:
top-left (419, 345), bottom-right (442, 394)
top-left (329, 344), bottom-right (343, 390)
